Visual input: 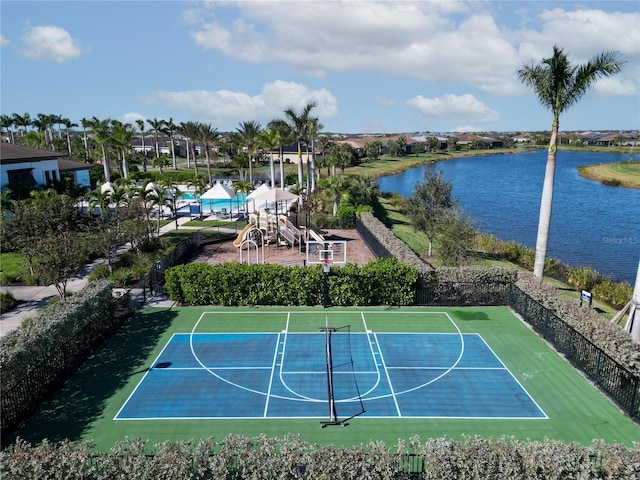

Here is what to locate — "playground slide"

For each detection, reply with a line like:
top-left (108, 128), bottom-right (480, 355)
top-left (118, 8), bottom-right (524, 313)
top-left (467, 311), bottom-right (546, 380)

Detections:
top-left (308, 228), bottom-right (324, 243)
top-left (233, 223), bottom-right (256, 248)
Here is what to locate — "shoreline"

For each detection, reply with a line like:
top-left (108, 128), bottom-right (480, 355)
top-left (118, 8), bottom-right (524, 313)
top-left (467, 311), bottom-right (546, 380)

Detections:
top-left (577, 161), bottom-right (640, 189)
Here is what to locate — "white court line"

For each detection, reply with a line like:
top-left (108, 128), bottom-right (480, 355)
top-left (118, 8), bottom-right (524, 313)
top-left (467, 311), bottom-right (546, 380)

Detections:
top-left (114, 332), bottom-right (179, 420)
top-left (263, 331), bottom-right (282, 417)
top-left (373, 332), bottom-right (402, 417)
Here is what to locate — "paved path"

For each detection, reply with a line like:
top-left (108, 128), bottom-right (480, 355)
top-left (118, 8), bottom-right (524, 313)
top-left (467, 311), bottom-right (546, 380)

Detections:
top-left (0, 216), bottom-right (193, 337)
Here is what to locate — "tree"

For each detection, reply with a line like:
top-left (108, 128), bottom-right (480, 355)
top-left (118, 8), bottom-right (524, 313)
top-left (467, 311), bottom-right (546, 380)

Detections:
top-left (163, 117), bottom-right (178, 170)
top-left (177, 121), bottom-right (201, 176)
top-left (62, 118), bottom-right (77, 156)
top-left (364, 141), bottom-right (383, 161)
top-left (1, 114), bottom-right (16, 143)
top-left (283, 101), bottom-right (317, 188)
top-left (403, 168), bottom-right (456, 257)
top-left (147, 117), bottom-right (166, 159)
top-left (318, 175), bottom-right (350, 216)
top-left (33, 230), bottom-right (86, 300)
top-left (267, 119), bottom-right (293, 188)
top-left (236, 120), bottom-right (262, 185)
top-left (110, 120), bottom-right (134, 179)
top-left (518, 45), bottom-right (624, 281)
top-left (90, 116), bottom-right (113, 183)
top-left (135, 119), bottom-right (148, 172)
top-left (436, 210), bottom-right (476, 266)
top-left (198, 123), bottom-right (220, 186)
top-left (256, 128), bottom-right (280, 188)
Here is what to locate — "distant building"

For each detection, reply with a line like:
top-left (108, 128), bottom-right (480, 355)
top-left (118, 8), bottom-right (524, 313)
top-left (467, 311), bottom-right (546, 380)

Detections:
top-left (0, 143), bottom-right (91, 192)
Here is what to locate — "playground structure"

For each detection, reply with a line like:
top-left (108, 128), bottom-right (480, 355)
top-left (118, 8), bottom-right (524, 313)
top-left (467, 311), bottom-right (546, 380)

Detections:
top-left (233, 211), bottom-right (337, 265)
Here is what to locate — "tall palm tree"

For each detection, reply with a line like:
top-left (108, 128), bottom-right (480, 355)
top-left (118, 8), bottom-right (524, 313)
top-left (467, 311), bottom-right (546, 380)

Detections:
top-left (62, 118), bottom-right (78, 156)
top-left (177, 121), bottom-right (202, 177)
top-left (163, 117), bottom-right (178, 170)
top-left (147, 117), bottom-right (166, 159)
top-left (80, 117), bottom-right (92, 162)
top-left (518, 45), bottom-right (624, 281)
top-left (256, 128), bottom-right (280, 188)
top-left (305, 116), bottom-right (323, 192)
top-left (198, 123), bottom-right (220, 186)
top-left (236, 120), bottom-right (262, 185)
top-left (283, 101), bottom-right (317, 189)
top-left (267, 119), bottom-right (293, 188)
top-left (90, 116), bottom-right (113, 183)
top-left (135, 119), bottom-right (148, 172)
top-left (110, 120), bottom-right (135, 179)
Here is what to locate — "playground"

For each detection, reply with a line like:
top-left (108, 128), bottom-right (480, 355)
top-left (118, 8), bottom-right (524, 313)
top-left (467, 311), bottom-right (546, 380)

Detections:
top-left (188, 227), bottom-right (375, 267)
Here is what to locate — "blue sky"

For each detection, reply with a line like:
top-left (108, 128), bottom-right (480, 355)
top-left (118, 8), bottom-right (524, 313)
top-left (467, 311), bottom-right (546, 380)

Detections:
top-left (1, 1), bottom-right (639, 134)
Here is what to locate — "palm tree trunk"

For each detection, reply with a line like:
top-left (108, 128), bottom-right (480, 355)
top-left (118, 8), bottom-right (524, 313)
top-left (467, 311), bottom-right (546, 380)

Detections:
top-left (533, 117), bottom-right (559, 281)
top-left (269, 154), bottom-right (275, 188)
top-left (279, 149), bottom-right (285, 188)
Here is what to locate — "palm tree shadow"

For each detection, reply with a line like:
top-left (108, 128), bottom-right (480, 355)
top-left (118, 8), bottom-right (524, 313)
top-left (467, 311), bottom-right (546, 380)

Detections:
top-left (5, 308), bottom-right (178, 446)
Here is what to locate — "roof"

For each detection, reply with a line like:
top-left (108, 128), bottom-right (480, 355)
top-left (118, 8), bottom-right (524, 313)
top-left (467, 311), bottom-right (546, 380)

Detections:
top-left (0, 143), bottom-right (67, 164)
top-left (58, 159), bottom-right (92, 172)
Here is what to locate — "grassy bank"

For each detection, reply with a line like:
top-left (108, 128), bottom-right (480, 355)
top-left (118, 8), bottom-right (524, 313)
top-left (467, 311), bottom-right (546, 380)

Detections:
top-left (373, 195), bottom-right (622, 319)
top-left (577, 161), bottom-right (640, 189)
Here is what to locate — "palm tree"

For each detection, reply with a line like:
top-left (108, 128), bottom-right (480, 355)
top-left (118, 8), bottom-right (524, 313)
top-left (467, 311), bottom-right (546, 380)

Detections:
top-left (163, 117), bottom-right (178, 170)
top-left (318, 175), bottom-right (350, 216)
top-left (147, 117), bottom-right (166, 159)
top-left (198, 123), bottom-right (220, 186)
top-left (90, 117), bottom-right (113, 183)
top-left (518, 45), bottom-right (624, 281)
top-left (177, 121), bottom-right (201, 177)
top-left (267, 119), bottom-right (293, 188)
top-left (110, 120), bottom-right (135, 179)
top-left (80, 117), bottom-right (92, 162)
top-left (62, 118), bottom-right (78, 156)
top-left (12, 112), bottom-right (31, 137)
top-left (306, 116), bottom-right (323, 192)
top-left (135, 119), bottom-right (148, 172)
top-left (236, 120), bottom-right (262, 185)
top-left (256, 128), bottom-right (280, 188)
top-left (283, 101), bottom-right (317, 189)
top-left (1, 114), bottom-right (15, 143)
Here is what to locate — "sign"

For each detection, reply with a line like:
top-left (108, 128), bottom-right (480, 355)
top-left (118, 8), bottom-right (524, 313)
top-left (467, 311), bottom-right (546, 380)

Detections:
top-left (580, 290), bottom-right (592, 307)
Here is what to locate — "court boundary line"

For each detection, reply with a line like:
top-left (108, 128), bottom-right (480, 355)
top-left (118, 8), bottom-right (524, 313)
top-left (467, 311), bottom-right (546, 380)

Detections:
top-left (115, 310), bottom-right (548, 421)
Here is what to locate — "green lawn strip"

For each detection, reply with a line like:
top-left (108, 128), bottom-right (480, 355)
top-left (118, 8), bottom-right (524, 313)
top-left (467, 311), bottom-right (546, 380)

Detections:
top-left (0, 252), bottom-right (31, 283)
top-left (577, 161), bottom-right (640, 189)
top-left (8, 306), bottom-right (638, 452)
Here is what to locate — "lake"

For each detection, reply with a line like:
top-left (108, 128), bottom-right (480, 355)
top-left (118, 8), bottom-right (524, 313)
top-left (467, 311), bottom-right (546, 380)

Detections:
top-left (377, 150), bottom-right (640, 284)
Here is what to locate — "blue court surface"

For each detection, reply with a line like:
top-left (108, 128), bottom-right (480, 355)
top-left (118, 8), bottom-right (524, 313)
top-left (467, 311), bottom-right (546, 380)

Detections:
top-left (115, 328), bottom-right (547, 421)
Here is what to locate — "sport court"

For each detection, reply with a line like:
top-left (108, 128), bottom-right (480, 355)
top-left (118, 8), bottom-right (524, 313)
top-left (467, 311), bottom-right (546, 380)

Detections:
top-left (115, 310), bottom-right (546, 422)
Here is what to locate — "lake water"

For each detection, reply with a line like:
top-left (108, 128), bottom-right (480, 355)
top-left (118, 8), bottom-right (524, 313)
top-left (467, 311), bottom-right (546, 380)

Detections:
top-left (377, 150), bottom-right (640, 284)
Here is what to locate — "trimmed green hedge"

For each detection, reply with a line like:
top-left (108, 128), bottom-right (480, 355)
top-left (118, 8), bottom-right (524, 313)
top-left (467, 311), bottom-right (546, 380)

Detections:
top-left (165, 258), bottom-right (419, 307)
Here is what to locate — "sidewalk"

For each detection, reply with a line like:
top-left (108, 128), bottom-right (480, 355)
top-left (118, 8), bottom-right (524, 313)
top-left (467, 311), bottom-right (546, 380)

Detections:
top-left (0, 216), bottom-right (193, 337)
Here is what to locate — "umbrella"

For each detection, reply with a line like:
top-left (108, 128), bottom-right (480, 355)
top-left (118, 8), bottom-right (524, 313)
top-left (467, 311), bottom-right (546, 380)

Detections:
top-left (200, 183), bottom-right (235, 215)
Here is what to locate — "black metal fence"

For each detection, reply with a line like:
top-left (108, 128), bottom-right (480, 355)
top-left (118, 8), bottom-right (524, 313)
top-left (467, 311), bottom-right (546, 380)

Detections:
top-left (415, 279), bottom-right (640, 421)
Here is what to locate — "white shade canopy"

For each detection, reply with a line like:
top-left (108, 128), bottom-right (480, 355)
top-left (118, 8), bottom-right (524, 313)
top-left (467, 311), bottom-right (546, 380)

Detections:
top-left (250, 187), bottom-right (298, 204)
top-left (200, 183), bottom-right (235, 200)
top-left (246, 183), bottom-right (271, 200)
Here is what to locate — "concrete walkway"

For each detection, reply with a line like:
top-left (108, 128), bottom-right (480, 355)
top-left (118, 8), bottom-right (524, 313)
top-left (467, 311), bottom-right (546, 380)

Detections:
top-left (0, 216), bottom-right (193, 337)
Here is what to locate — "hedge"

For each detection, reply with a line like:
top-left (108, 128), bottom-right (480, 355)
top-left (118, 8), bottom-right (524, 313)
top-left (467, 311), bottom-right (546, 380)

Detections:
top-left (1, 435), bottom-right (638, 479)
top-left (165, 258), bottom-right (419, 307)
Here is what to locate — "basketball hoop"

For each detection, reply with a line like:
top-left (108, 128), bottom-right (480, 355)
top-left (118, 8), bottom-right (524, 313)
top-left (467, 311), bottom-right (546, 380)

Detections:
top-left (322, 258), bottom-right (332, 273)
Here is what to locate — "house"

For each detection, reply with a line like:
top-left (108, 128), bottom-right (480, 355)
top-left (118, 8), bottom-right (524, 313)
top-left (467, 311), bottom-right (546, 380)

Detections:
top-left (0, 143), bottom-right (91, 192)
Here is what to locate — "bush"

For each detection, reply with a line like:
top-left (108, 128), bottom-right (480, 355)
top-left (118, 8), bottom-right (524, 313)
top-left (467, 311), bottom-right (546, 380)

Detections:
top-left (0, 291), bottom-right (18, 314)
top-left (87, 264), bottom-right (110, 282)
top-left (165, 258), bottom-right (419, 307)
top-left (336, 202), bottom-right (356, 228)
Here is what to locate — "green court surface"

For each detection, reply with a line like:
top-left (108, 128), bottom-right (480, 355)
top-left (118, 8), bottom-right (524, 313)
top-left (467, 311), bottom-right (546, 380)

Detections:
top-left (8, 306), bottom-right (639, 452)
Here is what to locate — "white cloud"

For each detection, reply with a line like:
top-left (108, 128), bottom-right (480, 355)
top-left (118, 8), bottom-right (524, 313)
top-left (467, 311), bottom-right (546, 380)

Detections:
top-left (407, 94), bottom-right (500, 123)
top-left (19, 25), bottom-right (88, 62)
top-left (119, 112), bottom-right (147, 126)
top-left (0, 35), bottom-right (9, 47)
top-left (138, 80), bottom-right (338, 130)
top-left (592, 77), bottom-right (638, 96)
top-left (183, 2), bottom-right (638, 98)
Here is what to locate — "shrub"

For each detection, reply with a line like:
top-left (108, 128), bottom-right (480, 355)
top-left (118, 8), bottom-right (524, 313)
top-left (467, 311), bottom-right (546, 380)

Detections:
top-left (567, 266), bottom-right (600, 291)
top-left (0, 291), bottom-right (18, 314)
top-left (87, 264), bottom-right (110, 282)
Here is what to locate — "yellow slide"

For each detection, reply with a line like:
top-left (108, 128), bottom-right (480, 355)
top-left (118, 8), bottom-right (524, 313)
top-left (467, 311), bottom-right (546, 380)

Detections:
top-left (233, 223), bottom-right (256, 248)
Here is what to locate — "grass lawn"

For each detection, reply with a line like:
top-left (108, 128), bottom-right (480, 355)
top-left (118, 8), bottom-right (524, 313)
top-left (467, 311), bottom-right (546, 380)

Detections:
top-left (0, 252), bottom-right (31, 284)
top-left (7, 306), bottom-right (638, 452)
top-left (578, 161), bottom-right (640, 189)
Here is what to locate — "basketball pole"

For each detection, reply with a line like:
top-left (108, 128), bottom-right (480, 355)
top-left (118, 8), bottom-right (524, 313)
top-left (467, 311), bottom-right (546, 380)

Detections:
top-left (322, 260), bottom-right (330, 309)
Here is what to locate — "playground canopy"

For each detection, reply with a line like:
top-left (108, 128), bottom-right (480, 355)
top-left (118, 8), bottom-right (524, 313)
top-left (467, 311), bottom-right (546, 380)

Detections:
top-left (249, 187), bottom-right (299, 214)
